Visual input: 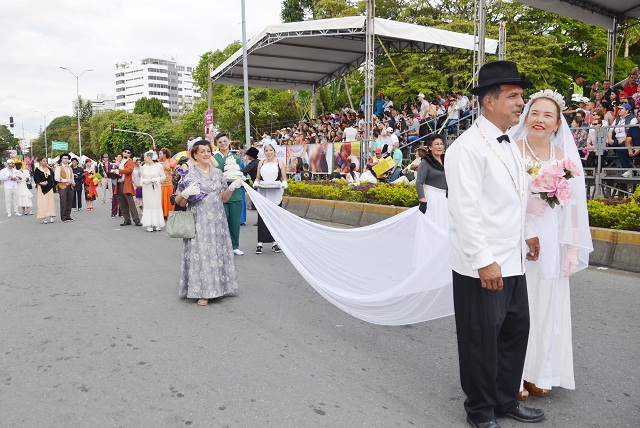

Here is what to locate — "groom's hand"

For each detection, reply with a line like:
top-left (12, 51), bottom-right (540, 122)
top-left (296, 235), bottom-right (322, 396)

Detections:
top-left (526, 237), bottom-right (540, 261)
top-left (478, 262), bottom-right (503, 291)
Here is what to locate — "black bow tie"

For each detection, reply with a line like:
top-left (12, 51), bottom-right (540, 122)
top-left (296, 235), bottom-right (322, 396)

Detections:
top-left (497, 134), bottom-right (511, 143)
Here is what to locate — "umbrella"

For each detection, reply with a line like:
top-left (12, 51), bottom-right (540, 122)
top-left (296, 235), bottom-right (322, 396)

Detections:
top-left (172, 150), bottom-right (188, 160)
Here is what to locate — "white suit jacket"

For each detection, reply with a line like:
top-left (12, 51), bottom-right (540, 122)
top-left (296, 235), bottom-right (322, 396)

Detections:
top-left (0, 167), bottom-right (19, 190)
top-left (445, 115), bottom-right (534, 279)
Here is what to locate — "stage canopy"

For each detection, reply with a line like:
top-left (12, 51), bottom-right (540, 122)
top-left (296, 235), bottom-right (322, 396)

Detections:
top-left (518, 0), bottom-right (640, 29)
top-left (210, 16), bottom-right (498, 91)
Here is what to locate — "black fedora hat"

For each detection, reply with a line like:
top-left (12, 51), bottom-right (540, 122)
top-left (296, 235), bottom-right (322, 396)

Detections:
top-left (470, 61), bottom-right (532, 95)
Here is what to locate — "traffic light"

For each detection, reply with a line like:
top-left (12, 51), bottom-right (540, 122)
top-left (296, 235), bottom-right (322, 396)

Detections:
top-left (9, 116), bottom-right (14, 128)
top-left (110, 123), bottom-right (115, 133)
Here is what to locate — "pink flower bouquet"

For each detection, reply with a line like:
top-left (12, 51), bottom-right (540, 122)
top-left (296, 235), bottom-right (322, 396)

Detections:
top-left (529, 160), bottom-right (581, 208)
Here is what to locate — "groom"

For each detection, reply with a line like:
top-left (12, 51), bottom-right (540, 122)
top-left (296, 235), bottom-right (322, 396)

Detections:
top-left (445, 61), bottom-right (543, 428)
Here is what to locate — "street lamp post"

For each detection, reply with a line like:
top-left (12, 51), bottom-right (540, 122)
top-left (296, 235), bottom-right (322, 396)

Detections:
top-left (60, 67), bottom-right (93, 158)
top-left (35, 110), bottom-right (54, 159)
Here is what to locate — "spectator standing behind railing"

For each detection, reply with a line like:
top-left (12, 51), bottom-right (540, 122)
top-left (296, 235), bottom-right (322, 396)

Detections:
top-left (609, 103), bottom-right (637, 177)
top-left (407, 114), bottom-right (420, 144)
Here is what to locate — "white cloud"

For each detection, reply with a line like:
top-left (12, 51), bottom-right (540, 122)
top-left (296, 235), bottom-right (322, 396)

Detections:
top-left (0, 0), bottom-right (283, 139)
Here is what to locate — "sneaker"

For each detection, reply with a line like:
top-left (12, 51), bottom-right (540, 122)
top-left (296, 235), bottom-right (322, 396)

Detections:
top-left (111, 215), bottom-right (116, 219)
top-left (233, 249), bottom-right (244, 256)
top-left (622, 170), bottom-right (632, 178)
top-left (14, 212), bottom-right (22, 217)
top-left (49, 217), bottom-right (55, 223)
top-left (255, 245), bottom-right (263, 254)
top-left (147, 227), bottom-right (153, 232)
top-left (67, 218), bottom-right (74, 222)
top-left (7, 214), bottom-right (11, 218)
top-left (72, 208), bottom-right (77, 212)
top-left (27, 212), bottom-right (34, 215)
top-left (272, 244), bottom-right (281, 253)
top-left (78, 208), bottom-right (83, 211)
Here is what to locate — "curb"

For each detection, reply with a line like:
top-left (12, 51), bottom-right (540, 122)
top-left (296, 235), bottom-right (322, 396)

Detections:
top-left (283, 197), bottom-right (640, 274)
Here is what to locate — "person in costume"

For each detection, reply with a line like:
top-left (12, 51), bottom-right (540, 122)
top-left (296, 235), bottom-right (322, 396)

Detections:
top-left (54, 153), bottom-right (75, 223)
top-left (445, 61), bottom-right (544, 428)
top-left (140, 151), bottom-right (165, 232)
top-left (213, 132), bottom-right (244, 256)
top-left (15, 162), bottom-right (33, 216)
top-left (415, 134), bottom-right (447, 229)
top-left (158, 148), bottom-right (175, 219)
top-left (70, 158), bottom-right (84, 212)
top-left (508, 89), bottom-right (593, 400)
top-left (253, 141), bottom-right (287, 255)
top-left (83, 159), bottom-right (98, 211)
top-left (33, 157), bottom-right (56, 223)
top-left (174, 139), bottom-right (242, 306)
top-left (113, 146), bottom-right (142, 227)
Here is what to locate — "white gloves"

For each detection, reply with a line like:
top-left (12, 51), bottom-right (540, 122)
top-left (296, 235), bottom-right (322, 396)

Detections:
top-left (280, 181), bottom-right (288, 189)
top-left (228, 180), bottom-right (243, 191)
top-left (526, 197), bottom-right (547, 216)
top-left (152, 177), bottom-right (163, 184)
top-left (253, 180), bottom-right (260, 188)
top-left (180, 184), bottom-right (200, 198)
top-left (563, 246), bottom-right (579, 277)
top-left (140, 179), bottom-right (150, 185)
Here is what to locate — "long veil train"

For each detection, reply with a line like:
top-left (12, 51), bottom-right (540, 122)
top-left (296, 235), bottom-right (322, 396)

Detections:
top-left (242, 184), bottom-right (454, 325)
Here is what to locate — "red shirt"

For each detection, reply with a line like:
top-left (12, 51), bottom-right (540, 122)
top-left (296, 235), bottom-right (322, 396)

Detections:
top-left (622, 83), bottom-right (638, 98)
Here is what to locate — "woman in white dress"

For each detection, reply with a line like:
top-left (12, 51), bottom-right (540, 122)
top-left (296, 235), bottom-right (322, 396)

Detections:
top-left (253, 141), bottom-right (287, 254)
top-left (15, 162), bottom-right (33, 215)
top-left (509, 90), bottom-right (593, 399)
top-left (140, 151), bottom-right (165, 232)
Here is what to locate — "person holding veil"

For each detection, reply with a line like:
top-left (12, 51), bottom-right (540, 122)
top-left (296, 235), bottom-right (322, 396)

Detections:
top-left (415, 134), bottom-right (448, 229)
top-left (508, 89), bottom-right (593, 400)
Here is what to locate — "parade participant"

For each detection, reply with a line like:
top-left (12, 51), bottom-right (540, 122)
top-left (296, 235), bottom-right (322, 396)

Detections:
top-left (158, 148), bottom-right (175, 219)
top-left (133, 157), bottom-right (143, 214)
top-left (508, 90), bottom-right (593, 400)
top-left (83, 159), bottom-right (98, 211)
top-left (15, 162), bottom-right (33, 216)
top-left (213, 132), bottom-right (244, 255)
top-left (54, 153), bottom-right (75, 222)
top-left (96, 154), bottom-right (112, 204)
top-left (174, 139), bottom-right (242, 306)
top-left (253, 141), bottom-right (287, 254)
top-left (110, 154), bottom-right (122, 218)
top-left (0, 159), bottom-right (20, 217)
top-left (33, 157), bottom-right (56, 223)
top-left (140, 151), bottom-right (165, 232)
top-left (445, 61), bottom-right (544, 428)
top-left (113, 146), bottom-right (142, 227)
top-left (242, 147), bottom-right (260, 182)
top-left (415, 134), bottom-right (448, 228)
top-left (70, 158), bottom-right (84, 211)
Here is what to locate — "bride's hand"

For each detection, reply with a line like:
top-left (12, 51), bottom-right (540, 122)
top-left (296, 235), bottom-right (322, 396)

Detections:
top-left (526, 197), bottom-right (547, 216)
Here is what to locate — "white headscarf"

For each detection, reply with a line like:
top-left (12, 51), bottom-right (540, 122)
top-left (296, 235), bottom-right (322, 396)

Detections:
top-left (508, 90), bottom-right (593, 277)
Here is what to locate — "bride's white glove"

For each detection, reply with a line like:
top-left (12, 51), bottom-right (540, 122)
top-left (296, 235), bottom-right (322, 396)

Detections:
top-left (563, 246), bottom-right (579, 277)
top-left (252, 180), bottom-right (260, 188)
top-left (180, 184), bottom-right (200, 198)
top-left (140, 178), bottom-right (150, 185)
top-left (526, 196), bottom-right (547, 216)
top-left (228, 180), bottom-right (243, 191)
top-left (280, 181), bottom-right (288, 189)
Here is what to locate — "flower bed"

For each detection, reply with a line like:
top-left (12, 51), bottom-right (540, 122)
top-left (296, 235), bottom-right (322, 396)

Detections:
top-left (284, 181), bottom-right (640, 232)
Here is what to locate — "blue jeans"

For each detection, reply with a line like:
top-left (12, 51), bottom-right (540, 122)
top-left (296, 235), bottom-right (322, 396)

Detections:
top-left (408, 135), bottom-right (419, 144)
top-left (390, 167), bottom-right (401, 181)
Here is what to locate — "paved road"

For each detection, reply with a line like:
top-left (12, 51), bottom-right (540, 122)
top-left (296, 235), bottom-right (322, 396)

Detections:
top-left (0, 190), bottom-right (638, 427)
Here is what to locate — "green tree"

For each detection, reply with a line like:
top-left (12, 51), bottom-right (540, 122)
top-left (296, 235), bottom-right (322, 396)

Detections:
top-left (74, 96), bottom-right (93, 122)
top-left (133, 97), bottom-right (171, 120)
top-left (281, 0), bottom-right (316, 22)
top-left (0, 125), bottom-right (18, 156)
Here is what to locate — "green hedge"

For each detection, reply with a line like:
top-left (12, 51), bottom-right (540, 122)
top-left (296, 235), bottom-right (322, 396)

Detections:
top-left (285, 181), bottom-right (640, 232)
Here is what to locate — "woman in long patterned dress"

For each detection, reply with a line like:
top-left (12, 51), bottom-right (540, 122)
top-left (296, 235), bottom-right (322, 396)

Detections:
top-left (158, 148), bottom-right (175, 219)
top-left (140, 151), bottom-right (165, 232)
top-left (33, 158), bottom-right (56, 223)
top-left (509, 90), bottom-right (593, 400)
top-left (174, 140), bottom-right (242, 306)
top-left (83, 159), bottom-right (98, 211)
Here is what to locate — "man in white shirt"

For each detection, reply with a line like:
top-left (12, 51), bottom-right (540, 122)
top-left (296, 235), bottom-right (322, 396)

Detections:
top-left (610, 103), bottom-right (637, 177)
top-left (417, 93), bottom-right (428, 119)
top-left (446, 61), bottom-right (544, 428)
top-left (54, 153), bottom-right (75, 222)
top-left (0, 159), bottom-right (20, 217)
top-left (343, 122), bottom-right (358, 142)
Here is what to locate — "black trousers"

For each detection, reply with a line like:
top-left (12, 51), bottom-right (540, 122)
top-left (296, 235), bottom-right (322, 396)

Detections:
top-left (452, 271), bottom-right (529, 423)
top-left (257, 201), bottom-right (281, 243)
top-left (58, 186), bottom-right (74, 221)
top-left (72, 185), bottom-right (83, 209)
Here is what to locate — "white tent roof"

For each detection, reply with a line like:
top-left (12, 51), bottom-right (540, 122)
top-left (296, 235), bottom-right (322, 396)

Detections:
top-left (519, 0), bottom-right (640, 29)
top-left (211, 16), bottom-right (498, 91)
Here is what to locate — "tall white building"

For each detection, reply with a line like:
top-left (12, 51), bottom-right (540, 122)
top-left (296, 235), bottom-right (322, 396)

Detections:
top-left (115, 58), bottom-right (201, 118)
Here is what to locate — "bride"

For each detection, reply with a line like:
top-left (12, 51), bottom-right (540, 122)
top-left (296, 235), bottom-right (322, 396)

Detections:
top-left (509, 90), bottom-right (593, 399)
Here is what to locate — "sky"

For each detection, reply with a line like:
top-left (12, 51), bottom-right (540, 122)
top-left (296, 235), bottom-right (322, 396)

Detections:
top-left (0, 0), bottom-right (283, 141)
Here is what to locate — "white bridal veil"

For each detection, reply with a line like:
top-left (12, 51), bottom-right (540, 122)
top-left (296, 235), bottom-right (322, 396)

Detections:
top-left (242, 184), bottom-right (454, 326)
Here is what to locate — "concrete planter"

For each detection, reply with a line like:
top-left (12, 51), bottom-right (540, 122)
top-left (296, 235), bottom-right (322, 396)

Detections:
top-left (283, 197), bottom-right (640, 273)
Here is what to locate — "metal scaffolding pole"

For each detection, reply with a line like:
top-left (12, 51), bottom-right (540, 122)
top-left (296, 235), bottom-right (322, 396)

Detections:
top-left (606, 17), bottom-right (618, 84)
top-left (364, 0), bottom-right (375, 162)
top-left (498, 21), bottom-right (506, 60)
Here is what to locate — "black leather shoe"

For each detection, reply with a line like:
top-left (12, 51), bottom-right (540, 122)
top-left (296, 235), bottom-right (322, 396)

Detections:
top-left (134, 222), bottom-right (142, 226)
top-left (120, 221), bottom-right (131, 226)
top-left (466, 417), bottom-right (501, 428)
top-left (500, 404), bottom-right (544, 423)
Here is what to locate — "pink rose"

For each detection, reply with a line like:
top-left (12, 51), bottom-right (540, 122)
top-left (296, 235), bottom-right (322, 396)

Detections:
top-left (540, 164), bottom-right (566, 179)
top-left (554, 177), bottom-right (571, 204)
top-left (531, 173), bottom-right (556, 194)
top-left (562, 158), bottom-right (581, 177)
